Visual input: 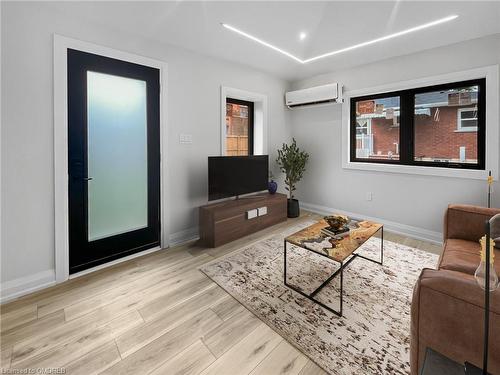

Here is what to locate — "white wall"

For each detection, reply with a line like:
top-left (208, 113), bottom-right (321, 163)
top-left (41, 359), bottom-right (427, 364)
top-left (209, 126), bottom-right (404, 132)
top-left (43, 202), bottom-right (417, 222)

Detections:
top-left (289, 34), bottom-right (500, 242)
top-left (0, 2), bottom-right (291, 294)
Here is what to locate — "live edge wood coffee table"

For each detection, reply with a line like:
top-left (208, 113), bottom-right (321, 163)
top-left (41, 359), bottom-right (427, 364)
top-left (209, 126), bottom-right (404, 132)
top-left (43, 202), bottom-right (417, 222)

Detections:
top-left (284, 218), bottom-right (383, 317)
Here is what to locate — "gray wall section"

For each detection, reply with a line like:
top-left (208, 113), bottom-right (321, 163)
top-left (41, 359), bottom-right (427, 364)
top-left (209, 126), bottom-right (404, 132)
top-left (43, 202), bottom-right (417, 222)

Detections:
top-left (288, 34), bottom-right (500, 238)
top-left (0, 2), bottom-right (292, 285)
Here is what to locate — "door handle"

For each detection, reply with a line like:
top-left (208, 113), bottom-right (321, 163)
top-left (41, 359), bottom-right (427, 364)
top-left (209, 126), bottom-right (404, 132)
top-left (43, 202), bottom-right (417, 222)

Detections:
top-left (83, 177), bottom-right (93, 181)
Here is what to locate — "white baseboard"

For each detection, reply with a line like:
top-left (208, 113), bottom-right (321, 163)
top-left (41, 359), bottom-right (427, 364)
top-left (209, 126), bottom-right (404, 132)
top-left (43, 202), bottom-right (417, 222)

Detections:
top-left (0, 269), bottom-right (56, 304)
top-left (169, 227), bottom-right (199, 247)
top-left (301, 202), bottom-right (443, 244)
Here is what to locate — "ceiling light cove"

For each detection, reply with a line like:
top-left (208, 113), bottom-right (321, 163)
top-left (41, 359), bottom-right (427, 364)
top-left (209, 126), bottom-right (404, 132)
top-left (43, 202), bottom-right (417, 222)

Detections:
top-left (222, 15), bottom-right (458, 64)
top-left (221, 23), bottom-right (303, 63)
top-left (303, 14), bottom-right (458, 63)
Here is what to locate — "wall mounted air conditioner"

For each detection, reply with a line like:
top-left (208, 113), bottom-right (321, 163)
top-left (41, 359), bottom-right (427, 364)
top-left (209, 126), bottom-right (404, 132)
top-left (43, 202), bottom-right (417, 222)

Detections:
top-left (285, 83), bottom-right (343, 109)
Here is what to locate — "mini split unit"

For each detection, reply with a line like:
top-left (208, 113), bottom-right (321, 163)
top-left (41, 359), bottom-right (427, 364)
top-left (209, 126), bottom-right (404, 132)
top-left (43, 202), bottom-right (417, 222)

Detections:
top-left (285, 83), bottom-right (343, 109)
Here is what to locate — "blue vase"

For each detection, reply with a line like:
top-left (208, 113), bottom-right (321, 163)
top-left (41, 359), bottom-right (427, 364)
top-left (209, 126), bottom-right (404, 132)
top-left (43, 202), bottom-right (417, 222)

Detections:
top-left (268, 180), bottom-right (278, 194)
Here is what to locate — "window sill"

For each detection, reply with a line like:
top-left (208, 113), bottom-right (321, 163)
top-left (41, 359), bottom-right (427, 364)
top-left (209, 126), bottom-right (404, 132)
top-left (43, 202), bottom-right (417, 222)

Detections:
top-left (343, 161), bottom-right (492, 180)
top-left (454, 128), bottom-right (478, 133)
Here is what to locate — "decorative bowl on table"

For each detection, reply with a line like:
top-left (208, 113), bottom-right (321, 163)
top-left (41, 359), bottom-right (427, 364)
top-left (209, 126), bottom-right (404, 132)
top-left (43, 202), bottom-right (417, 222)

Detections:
top-left (324, 215), bottom-right (349, 231)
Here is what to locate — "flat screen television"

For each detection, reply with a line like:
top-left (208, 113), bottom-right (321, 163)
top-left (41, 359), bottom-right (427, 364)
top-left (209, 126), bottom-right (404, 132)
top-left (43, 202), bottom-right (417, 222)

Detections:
top-left (208, 155), bottom-right (269, 201)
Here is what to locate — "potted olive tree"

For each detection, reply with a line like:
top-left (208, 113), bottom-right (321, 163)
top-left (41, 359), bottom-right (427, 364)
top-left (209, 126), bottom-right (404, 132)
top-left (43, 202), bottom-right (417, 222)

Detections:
top-left (276, 138), bottom-right (309, 218)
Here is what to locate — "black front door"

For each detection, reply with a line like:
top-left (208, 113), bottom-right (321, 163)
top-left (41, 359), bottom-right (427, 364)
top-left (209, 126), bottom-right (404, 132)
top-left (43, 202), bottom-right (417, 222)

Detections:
top-left (68, 49), bottom-right (160, 274)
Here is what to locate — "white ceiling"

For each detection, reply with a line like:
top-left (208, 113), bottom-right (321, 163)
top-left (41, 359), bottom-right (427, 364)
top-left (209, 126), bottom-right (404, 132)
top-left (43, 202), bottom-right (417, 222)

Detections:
top-left (45, 1), bottom-right (500, 81)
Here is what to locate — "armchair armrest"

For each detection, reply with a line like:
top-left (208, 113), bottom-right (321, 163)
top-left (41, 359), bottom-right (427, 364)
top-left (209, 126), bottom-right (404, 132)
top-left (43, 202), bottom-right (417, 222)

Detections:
top-left (411, 268), bottom-right (500, 375)
top-left (417, 268), bottom-right (500, 313)
top-left (444, 204), bottom-right (500, 242)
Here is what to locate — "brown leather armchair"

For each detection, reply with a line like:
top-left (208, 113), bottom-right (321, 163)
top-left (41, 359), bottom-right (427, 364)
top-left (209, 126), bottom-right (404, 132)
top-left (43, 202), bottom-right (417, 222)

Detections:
top-left (411, 204), bottom-right (500, 375)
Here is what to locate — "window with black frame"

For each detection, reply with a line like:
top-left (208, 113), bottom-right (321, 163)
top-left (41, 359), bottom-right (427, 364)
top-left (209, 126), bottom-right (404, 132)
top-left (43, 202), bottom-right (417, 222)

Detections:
top-left (225, 98), bottom-right (254, 156)
top-left (350, 79), bottom-right (486, 170)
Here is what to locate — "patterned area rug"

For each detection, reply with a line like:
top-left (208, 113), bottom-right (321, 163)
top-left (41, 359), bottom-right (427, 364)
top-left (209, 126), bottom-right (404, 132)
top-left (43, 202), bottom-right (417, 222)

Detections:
top-left (200, 220), bottom-right (438, 375)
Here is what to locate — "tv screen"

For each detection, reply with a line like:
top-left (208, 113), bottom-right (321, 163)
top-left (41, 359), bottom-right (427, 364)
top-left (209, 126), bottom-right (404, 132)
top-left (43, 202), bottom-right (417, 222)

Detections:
top-left (208, 155), bottom-right (269, 201)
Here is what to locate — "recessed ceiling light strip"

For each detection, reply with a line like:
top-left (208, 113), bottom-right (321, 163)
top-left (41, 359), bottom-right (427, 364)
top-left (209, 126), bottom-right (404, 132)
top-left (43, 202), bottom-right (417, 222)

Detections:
top-left (221, 23), bottom-right (303, 63)
top-left (222, 15), bottom-right (458, 64)
top-left (303, 14), bottom-right (458, 63)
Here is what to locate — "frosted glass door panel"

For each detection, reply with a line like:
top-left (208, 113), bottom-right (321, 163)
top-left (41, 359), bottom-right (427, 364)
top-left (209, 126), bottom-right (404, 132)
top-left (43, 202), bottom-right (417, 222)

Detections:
top-left (87, 71), bottom-right (148, 241)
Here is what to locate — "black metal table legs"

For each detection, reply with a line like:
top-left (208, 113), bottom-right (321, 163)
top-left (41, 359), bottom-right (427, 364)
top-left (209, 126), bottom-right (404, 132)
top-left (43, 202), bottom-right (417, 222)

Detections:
top-left (284, 227), bottom-right (384, 317)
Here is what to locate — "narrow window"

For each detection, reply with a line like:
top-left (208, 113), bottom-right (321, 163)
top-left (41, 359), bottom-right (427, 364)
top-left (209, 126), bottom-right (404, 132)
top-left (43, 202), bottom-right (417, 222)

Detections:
top-left (225, 98), bottom-right (254, 156)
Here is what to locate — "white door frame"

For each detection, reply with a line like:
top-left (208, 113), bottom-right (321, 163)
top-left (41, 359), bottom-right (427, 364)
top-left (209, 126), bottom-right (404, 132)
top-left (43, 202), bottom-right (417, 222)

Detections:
top-left (53, 35), bottom-right (169, 283)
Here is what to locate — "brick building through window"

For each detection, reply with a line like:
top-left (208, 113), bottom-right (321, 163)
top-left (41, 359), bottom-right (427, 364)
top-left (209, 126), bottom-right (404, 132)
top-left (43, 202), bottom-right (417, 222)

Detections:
top-left (225, 98), bottom-right (254, 156)
top-left (353, 84), bottom-right (480, 166)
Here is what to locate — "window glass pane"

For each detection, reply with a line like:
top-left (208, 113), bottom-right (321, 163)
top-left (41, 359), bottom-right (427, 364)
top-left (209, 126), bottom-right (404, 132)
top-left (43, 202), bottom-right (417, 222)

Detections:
top-left (460, 109), bottom-right (477, 120)
top-left (461, 119), bottom-right (478, 128)
top-left (354, 96), bottom-right (400, 160)
top-left (414, 85), bottom-right (479, 165)
top-left (87, 71), bottom-right (148, 241)
top-left (226, 102), bottom-right (250, 156)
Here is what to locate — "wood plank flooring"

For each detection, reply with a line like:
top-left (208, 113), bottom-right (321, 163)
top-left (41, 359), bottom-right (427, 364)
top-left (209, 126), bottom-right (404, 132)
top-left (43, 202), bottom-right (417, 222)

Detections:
top-left (0, 212), bottom-right (442, 374)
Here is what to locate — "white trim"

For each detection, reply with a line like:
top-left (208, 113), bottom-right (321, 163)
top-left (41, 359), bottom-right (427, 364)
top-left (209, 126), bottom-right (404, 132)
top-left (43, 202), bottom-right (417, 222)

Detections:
top-left (220, 86), bottom-right (268, 156)
top-left (342, 65), bottom-right (499, 180)
top-left (0, 270), bottom-right (56, 304)
top-left (301, 202), bottom-right (442, 244)
top-left (69, 246), bottom-right (162, 280)
top-left (169, 227), bottom-right (200, 247)
top-left (53, 34), bottom-right (169, 284)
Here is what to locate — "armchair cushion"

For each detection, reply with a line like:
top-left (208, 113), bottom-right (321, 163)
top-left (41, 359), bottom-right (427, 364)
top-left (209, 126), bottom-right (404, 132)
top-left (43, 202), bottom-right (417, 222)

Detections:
top-left (439, 239), bottom-right (500, 275)
top-left (439, 239), bottom-right (481, 275)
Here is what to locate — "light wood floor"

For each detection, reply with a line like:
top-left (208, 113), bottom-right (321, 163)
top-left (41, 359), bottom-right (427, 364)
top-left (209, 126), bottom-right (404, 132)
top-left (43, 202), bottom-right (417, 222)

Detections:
top-left (0, 212), bottom-right (442, 374)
